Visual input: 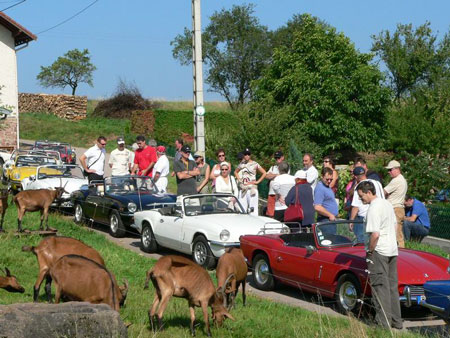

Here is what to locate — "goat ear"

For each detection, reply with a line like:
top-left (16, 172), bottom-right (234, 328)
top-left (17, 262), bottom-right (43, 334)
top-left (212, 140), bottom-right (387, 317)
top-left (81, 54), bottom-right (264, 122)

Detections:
top-left (224, 311), bottom-right (235, 321)
top-left (5, 267), bottom-right (11, 277)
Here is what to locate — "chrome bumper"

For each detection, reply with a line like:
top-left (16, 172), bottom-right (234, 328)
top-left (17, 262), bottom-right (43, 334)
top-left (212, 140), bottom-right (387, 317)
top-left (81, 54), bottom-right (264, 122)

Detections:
top-left (209, 240), bottom-right (240, 247)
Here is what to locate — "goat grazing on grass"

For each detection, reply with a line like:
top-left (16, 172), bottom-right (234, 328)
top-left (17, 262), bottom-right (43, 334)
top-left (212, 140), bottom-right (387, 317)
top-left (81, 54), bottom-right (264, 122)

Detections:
top-left (216, 247), bottom-right (248, 310)
top-left (144, 255), bottom-right (234, 337)
top-left (13, 186), bottom-right (66, 232)
top-left (0, 189), bottom-right (9, 232)
top-left (49, 254), bottom-right (128, 311)
top-left (0, 267), bottom-right (25, 293)
top-left (22, 236), bottom-right (105, 302)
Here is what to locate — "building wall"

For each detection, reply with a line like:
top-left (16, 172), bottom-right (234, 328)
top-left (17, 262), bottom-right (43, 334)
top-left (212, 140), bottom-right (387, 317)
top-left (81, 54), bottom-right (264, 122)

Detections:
top-left (0, 24), bottom-right (18, 149)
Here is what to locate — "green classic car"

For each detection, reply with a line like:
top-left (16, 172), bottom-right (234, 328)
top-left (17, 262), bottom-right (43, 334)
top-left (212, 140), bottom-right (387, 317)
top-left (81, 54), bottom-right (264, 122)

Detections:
top-left (7, 154), bottom-right (59, 192)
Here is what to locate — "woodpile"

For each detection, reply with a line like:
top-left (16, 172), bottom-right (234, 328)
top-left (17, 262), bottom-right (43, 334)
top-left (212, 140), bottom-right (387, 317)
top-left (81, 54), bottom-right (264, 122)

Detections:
top-left (18, 93), bottom-right (87, 121)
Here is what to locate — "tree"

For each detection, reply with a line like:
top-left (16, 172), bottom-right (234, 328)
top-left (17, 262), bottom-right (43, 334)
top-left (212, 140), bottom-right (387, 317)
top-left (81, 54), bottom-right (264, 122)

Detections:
top-left (250, 14), bottom-right (391, 154)
top-left (371, 22), bottom-right (450, 99)
top-left (171, 4), bottom-right (272, 110)
top-left (37, 48), bottom-right (96, 95)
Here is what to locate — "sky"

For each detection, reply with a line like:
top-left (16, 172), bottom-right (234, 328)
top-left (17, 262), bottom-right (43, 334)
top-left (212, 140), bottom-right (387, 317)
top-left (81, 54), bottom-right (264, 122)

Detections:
top-left (3, 0), bottom-right (450, 101)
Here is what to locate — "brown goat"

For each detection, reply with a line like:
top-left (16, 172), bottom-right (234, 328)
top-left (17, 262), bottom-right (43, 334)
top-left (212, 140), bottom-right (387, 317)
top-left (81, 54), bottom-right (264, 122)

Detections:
top-left (0, 189), bottom-right (9, 232)
top-left (144, 255), bottom-right (234, 337)
top-left (22, 236), bottom-right (105, 302)
top-left (13, 187), bottom-right (66, 232)
top-left (216, 248), bottom-right (248, 310)
top-left (49, 254), bottom-right (128, 311)
top-left (0, 267), bottom-right (25, 293)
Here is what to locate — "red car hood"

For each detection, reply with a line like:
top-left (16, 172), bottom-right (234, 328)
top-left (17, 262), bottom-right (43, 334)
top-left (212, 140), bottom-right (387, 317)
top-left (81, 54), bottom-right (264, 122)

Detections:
top-left (329, 246), bottom-right (450, 285)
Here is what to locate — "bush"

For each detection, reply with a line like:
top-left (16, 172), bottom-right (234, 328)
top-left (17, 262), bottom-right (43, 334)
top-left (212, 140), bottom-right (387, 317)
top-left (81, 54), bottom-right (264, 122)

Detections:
top-left (130, 110), bottom-right (155, 136)
top-left (92, 79), bottom-right (160, 119)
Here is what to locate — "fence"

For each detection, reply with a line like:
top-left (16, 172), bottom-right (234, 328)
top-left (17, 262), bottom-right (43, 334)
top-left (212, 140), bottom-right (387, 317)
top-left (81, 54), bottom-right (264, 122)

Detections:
top-left (428, 204), bottom-right (450, 240)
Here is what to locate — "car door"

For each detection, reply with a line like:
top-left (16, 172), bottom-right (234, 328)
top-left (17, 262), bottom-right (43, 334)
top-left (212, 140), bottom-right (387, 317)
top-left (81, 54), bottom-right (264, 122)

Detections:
top-left (152, 209), bottom-right (183, 250)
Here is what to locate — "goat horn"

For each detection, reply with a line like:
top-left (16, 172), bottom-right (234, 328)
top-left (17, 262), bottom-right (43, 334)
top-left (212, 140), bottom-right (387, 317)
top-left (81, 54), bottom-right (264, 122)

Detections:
top-left (221, 273), bottom-right (235, 295)
top-left (5, 267), bottom-right (11, 277)
top-left (59, 177), bottom-right (62, 188)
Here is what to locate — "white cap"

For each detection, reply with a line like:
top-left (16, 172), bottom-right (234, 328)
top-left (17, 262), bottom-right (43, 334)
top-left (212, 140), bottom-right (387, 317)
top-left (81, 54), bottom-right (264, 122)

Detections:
top-left (294, 170), bottom-right (307, 179)
top-left (385, 160), bottom-right (401, 169)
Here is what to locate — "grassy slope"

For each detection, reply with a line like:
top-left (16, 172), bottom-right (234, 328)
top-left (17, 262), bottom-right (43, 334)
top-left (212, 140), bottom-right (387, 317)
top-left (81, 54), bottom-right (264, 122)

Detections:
top-left (0, 204), bottom-right (423, 338)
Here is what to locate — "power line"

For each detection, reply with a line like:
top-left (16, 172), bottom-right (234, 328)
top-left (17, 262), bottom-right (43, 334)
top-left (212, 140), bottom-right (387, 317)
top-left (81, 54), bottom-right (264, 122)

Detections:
top-left (37, 0), bottom-right (99, 35)
top-left (0, 0), bottom-right (26, 12)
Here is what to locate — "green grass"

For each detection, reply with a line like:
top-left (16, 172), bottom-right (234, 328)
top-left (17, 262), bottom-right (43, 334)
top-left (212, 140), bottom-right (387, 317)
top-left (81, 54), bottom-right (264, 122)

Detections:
top-left (0, 201), bottom-right (423, 338)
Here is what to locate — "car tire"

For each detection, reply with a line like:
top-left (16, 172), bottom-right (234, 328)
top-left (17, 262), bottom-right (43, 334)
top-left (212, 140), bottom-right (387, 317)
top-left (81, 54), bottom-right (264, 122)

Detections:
top-left (252, 253), bottom-right (275, 291)
top-left (74, 203), bottom-right (84, 224)
top-left (192, 235), bottom-right (216, 270)
top-left (141, 223), bottom-right (158, 253)
top-left (335, 273), bottom-right (362, 314)
top-left (110, 210), bottom-right (126, 238)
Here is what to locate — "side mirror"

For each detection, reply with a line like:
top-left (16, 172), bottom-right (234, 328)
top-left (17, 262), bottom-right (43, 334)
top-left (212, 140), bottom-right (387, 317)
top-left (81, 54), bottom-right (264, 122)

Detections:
top-left (175, 209), bottom-right (183, 218)
top-left (306, 245), bottom-right (317, 255)
top-left (248, 207), bottom-right (254, 214)
top-left (29, 175), bottom-right (36, 181)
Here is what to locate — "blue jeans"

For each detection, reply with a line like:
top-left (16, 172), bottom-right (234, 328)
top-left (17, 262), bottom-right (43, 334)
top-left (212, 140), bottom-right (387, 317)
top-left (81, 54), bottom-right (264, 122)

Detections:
top-left (352, 216), bottom-right (365, 243)
top-left (403, 220), bottom-right (429, 241)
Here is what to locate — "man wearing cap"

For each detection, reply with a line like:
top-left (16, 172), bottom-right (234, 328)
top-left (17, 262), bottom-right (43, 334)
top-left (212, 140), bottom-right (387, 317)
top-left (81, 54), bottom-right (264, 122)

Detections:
top-left (109, 137), bottom-right (132, 176)
top-left (173, 145), bottom-right (200, 195)
top-left (131, 135), bottom-right (157, 177)
top-left (271, 161), bottom-right (295, 221)
top-left (285, 170), bottom-right (315, 227)
top-left (403, 195), bottom-right (430, 241)
top-left (303, 153), bottom-right (319, 191)
top-left (152, 146), bottom-right (170, 193)
top-left (80, 136), bottom-right (107, 183)
top-left (350, 166), bottom-right (385, 242)
top-left (354, 157), bottom-right (382, 183)
top-left (266, 151), bottom-right (287, 217)
top-left (384, 160), bottom-right (408, 248)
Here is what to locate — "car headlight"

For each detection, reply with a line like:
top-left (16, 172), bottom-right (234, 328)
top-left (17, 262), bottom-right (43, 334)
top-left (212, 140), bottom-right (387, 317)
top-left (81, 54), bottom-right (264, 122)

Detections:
top-left (128, 202), bottom-right (137, 213)
top-left (281, 226), bottom-right (291, 234)
top-left (220, 229), bottom-right (230, 241)
top-left (13, 172), bottom-right (20, 179)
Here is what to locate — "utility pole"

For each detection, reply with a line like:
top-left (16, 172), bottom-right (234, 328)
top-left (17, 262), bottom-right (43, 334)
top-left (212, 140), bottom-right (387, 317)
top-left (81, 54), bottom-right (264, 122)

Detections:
top-left (192, 0), bottom-right (205, 154)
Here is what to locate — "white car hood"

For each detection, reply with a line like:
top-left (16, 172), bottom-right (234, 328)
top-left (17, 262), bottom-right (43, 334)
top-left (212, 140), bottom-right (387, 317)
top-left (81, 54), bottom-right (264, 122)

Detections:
top-left (26, 177), bottom-right (88, 199)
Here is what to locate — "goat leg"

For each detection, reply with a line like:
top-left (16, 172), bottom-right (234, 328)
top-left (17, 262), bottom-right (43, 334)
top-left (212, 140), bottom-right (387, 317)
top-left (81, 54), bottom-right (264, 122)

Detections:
top-left (45, 275), bottom-right (52, 303)
top-left (17, 219), bottom-right (23, 233)
top-left (201, 301), bottom-right (211, 337)
top-left (189, 305), bottom-right (196, 336)
top-left (242, 281), bottom-right (246, 306)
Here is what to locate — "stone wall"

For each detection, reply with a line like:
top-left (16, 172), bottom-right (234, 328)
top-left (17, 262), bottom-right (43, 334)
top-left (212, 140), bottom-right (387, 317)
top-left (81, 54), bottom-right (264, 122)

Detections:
top-left (0, 115), bottom-right (17, 149)
top-left (19, 93), bottom-right (87, 120)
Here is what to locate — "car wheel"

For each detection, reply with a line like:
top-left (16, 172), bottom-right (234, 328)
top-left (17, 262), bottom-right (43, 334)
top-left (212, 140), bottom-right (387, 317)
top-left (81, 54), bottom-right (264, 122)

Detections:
top-left (141, 223), bottom-right (158, 253)
top-left (192, 235), bottom-right (216, 270)
top-left (74, 203), bottom-right (84, 224)
top-left (252, 253), bottom-right (275, 291)
top-left (109, 210), bottom-right (126, 238)
top-left (335, 274), bottom-right (362, 314)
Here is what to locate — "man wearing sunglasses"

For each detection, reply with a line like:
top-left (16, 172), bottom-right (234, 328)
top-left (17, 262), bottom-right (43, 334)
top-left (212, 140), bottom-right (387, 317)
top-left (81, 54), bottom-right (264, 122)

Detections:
top-left (80, 136), bottom-right (107, 183)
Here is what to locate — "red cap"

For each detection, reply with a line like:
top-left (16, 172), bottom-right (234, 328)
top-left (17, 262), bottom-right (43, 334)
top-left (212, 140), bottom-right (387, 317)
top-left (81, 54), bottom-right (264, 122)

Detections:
top-left (156, 146), bottom-right (166, 153)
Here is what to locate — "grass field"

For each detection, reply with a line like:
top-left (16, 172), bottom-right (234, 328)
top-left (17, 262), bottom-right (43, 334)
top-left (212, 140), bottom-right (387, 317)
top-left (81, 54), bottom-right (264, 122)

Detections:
top-left (0, 199), bottom-right (432, 337)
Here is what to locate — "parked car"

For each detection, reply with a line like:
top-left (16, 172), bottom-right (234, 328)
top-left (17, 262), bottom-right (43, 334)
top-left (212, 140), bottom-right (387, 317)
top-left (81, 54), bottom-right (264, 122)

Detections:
top-left (0, 148), bottom-right (12, 166)
top-left (132, 193), bottom-right (290, 269)
top-left (21, 164), bottom-right (88, 208)
top-left (35, 140), bottom-right (76, 164)
top-left (71, 175), bottom-right (176, 238)
top-left (240, 220), bottom-right (450, 314)
top-left (415, 280), bottom-right (450, 324)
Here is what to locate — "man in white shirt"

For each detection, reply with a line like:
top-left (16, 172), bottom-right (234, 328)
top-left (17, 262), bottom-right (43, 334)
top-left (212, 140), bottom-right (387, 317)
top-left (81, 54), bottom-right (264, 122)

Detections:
top-left (350, 166), bottom-right (384, 242)
top-left (80, 136), bottom-right (107, 182)
top-left (265, 150), bottom-right (286, 217)
top-left (357, 181), bottom-right (402, 330)
top-left (152, 146), bottom-right (170, 193)
top-left (109, 137), bottom-right (132, 176)
top-left (303, 153), bottom-right (318, 190)
top-left (272, 162), bottom-right (295, 221)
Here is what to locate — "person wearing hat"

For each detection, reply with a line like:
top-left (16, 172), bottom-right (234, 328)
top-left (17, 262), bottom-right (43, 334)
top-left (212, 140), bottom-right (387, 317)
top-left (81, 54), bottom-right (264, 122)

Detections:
top-left (265, 150), bottom-right (288, 217)
top-left (80, 136), bottom-right (107, 183)
top-left (173, 145), bottom-right (200, 195)
top-left (108, 137), bottom-right (133, 176)
top-left (384, 160), bottom-right (408, 248)
top-left (234, 147), bottom-right (267, 216)
top-left (152, 146), bottom-right (170, 193)
top-left (215, 161), bottom-right (238, 197)
top-left (194, 151), bottom-right (210, 193)
top-left (285, 169), bottom-right (315, 227)
top-left (131, 135), bottom-right (157, 177)
top-left (349, 166), bottom-right (385, 242)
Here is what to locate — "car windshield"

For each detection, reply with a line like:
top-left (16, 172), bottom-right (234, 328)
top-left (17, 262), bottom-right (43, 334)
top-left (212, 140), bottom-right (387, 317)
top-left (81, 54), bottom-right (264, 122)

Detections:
top-left (315, 220), bottom-right (365, 247)
top-left (16, 155), bottom-right (57, 167)
top-left (183, 194), bottom-right (245, 216)
top-left (104, 176), bottom-right (159, 195)
top-left (37, 165), bottom-right (84, 179)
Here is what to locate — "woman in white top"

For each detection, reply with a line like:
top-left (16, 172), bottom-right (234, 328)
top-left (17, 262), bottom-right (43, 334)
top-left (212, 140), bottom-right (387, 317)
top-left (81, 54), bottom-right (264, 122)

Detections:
top-left (214, 162), bottom-right (238, 197)
top-left (209, 149), bottom-right (231, 191)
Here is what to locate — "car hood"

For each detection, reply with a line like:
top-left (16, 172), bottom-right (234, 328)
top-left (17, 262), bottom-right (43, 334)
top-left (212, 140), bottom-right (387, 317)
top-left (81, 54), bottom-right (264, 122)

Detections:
top-left (33, 177), bottom-right (88, 198)
top-left (109, 192), bottom-right (176, 210)
top-left (329, 246), bottom-right (450, 285)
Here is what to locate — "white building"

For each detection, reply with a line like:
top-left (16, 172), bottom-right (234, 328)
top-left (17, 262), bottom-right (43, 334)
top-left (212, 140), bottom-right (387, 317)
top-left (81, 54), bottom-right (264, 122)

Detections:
top-left (0, 12), bottom-right (36, 150)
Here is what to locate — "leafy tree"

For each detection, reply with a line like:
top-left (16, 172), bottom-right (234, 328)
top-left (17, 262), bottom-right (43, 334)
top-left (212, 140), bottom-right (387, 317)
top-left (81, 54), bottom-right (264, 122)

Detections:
top-left (371, 22), bottom-right (450, 99)
top-left (37, 48), bottom-right (96, 95)
top-left (171, 4), bottom-right (272, 110)
top-left (251, 14), bottom-right (391, 154)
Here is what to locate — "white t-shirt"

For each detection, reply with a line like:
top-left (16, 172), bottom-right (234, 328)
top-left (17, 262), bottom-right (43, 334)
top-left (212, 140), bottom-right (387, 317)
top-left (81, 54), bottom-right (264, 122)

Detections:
top-left (267, 165), bottom-right (280, 195)
top-left (351, 179), bottom-right (384, 217)
top-left (215, 175), bottom-right (239, 197)
top-left (272, 174), bottom-right (295, 210)
top-left (365, 197), bottom-right (398, 257)
top-left (109, 148), bottom-right (132, 176)
top-left (304, 165), bottom-right (318, 191)
top-left (152, 155), bottom-right (170, 178)
top-left (84, 145), bottom-right (106, 176)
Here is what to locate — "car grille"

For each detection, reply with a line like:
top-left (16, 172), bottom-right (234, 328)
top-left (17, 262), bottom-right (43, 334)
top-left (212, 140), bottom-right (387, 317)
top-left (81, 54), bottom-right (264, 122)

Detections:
top-left (407, 285), bottom-right (424, 297)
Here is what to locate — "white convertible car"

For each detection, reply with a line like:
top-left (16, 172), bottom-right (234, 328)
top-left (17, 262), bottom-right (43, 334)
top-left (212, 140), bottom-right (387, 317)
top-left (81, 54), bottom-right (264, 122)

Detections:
top-left (22, 164), bottom-right (88, 208)
top-left (132, 193), bottom-right (290, 269)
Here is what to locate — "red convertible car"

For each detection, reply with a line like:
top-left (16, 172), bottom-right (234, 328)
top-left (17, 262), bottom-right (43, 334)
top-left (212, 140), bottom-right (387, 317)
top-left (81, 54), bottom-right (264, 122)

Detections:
top-left (240, 220), bottom-right (450, 314)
